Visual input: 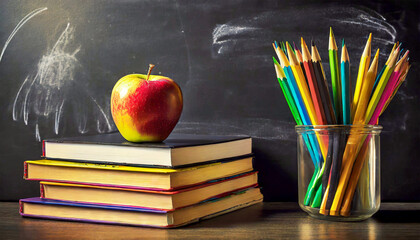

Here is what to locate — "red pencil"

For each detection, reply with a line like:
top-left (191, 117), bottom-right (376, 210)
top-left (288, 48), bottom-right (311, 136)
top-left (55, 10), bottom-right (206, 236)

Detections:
top-left (301, 38), bottom-right (326, 125)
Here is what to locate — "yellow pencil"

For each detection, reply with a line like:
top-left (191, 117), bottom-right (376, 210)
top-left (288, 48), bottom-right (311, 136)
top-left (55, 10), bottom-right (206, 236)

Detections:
top-left (351, 34), bottom-right (372, 122)
top-left (352, 49), bottom-right (380, 124)
top-left (386, 43), bottom-right (397, 66)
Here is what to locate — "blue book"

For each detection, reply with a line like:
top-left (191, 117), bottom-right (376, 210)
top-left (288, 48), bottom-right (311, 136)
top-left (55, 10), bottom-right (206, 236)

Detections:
top-left (20, 187), bottom-right (263, 228)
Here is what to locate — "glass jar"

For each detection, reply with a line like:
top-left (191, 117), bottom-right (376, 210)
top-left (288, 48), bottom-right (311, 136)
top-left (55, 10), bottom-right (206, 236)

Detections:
top-left (295, 125), bottom-right (382, 221)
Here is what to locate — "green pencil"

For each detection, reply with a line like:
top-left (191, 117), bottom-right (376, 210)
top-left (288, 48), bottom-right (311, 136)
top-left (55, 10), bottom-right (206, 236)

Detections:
top-left (273, 58), bottom-right (302, 125)
top-left (328, 28), bottom-right (342, 124)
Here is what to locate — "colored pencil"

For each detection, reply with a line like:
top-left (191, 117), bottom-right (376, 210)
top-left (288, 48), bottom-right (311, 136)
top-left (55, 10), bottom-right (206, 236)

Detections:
top-left (321, 134), bottom-right (334, 195)
top-left (364, 47), bottom-right (399, 122)
top-left (301, 38), bottom-right (326, 125)
top-left (287, 42), bottom-right (295, 55)
top-left (312, 42), bottom-right (337, 124)
top-left (352, 49), bottom-right (380, 125)
top-left (311, 41), bottom-right (337, 211)
top-left (286, 42), bottom-right (319, 127)
top-left (371, 43), bottom-right (397, 97)
top-left (328, 28), bottom-right (342, 123)
top-left (321, 29), bottom-right (345, 215)
top-left (339, 138), bottom-right (370, 216)
top-left (368, 51), bottom-right (408, 125)
top-left (311, 183), bottom-right (323, 208)
top-left (273, 44), bottom-right (312, 126)
top-left (295, 47), bottom-right (308, 85)
top-left (281, 42), bottom-right (287, 56)
top-left (351, 33), bottom-right (372, 122)
top-left (321, 132), bottom-right (339, 214)
top-left (273, 58), bottom-right (302, 125)
top-left (381, 62), bottom-right (410, 114)
top-left (340, 40), bottom-right (351, 124)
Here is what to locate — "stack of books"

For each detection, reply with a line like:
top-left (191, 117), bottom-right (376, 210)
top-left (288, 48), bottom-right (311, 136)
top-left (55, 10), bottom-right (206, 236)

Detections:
top-left (20, 133), bottom-right (263, 228)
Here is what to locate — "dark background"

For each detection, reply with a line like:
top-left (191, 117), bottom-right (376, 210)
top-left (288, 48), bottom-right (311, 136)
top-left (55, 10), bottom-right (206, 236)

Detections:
top-left (0, 0), bottom-right (419, 202)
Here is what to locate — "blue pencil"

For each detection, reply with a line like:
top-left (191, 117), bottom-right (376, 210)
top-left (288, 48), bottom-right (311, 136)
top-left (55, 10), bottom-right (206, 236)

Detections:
top-left (341, 40), bottom-right (350, 124)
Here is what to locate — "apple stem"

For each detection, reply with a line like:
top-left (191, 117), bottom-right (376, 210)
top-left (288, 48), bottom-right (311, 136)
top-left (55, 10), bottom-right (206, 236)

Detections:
top-left (146, 64), bottom-right (155, 81)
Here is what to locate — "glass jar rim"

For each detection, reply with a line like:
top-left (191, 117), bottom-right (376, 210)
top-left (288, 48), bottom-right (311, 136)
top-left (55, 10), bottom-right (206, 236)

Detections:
top-left (295, 124), bottom-right (382, 134)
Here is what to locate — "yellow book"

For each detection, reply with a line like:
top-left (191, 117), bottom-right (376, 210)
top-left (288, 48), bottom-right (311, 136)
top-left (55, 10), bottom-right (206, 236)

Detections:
top-left (40, 172), bottom-right (259, 210)
top-left (24, 157), bottom-right (254, 190)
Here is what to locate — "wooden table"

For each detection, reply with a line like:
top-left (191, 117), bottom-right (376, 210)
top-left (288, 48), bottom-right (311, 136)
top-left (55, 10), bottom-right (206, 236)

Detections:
top-left (1, 202), bottom-right (419, 239)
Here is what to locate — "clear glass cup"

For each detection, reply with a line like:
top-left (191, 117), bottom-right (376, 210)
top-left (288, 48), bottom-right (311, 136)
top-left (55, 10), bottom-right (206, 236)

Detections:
top-left (295, 125), bottom-right (382, 221)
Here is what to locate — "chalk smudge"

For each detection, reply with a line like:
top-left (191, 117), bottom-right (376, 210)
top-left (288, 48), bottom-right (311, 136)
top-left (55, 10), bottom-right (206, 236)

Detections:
top-left (0, 7), bottom-right (48, 63)
top-left (212, 6), bottom-right (397, 63)
top-left (11, 23), bottom-right (113, 141)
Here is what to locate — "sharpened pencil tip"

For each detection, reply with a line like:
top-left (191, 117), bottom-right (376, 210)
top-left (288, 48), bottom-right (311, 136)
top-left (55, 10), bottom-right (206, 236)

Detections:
top-left (287, 42), bottom-right (294, 51)
top-left (301, 37), bottom-right (306, 46)
top-left (368, 33), bottom-right (372, 42)
top-left (330, 27), bottom-right (334, 38)
top-left (311, 39), bottom-right (315, 46)
top-left (342, 39), bottom-right (345, 47)
top-left (375, 49), bottom-right (380, 58)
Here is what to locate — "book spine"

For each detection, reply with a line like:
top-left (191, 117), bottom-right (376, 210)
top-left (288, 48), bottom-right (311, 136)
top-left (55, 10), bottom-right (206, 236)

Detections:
top-left (40, 184), bottom-right (45, 198)
top-left (20, 213), bottom-right (171, 228)
top-left (19, 200), bottom-right (23, 214)
top-left (23, 162), bottom-right (28, 179)
top-left (42, 140), bottom-right (45, 157)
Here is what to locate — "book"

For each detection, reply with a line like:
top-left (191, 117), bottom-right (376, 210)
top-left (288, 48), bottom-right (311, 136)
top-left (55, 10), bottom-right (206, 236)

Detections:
top-left (40, 172), bottom-right (258, 210)
top-left (42, 132), bottom-right (252, 167)
top-left (20, 187), bottom-right (263, 228)
top-left (24, 157), bottom-right (254, 190)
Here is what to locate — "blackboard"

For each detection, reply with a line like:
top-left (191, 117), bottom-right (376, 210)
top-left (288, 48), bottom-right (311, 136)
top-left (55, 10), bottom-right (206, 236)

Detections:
top-left (0, 0), bottom-right (419, 202)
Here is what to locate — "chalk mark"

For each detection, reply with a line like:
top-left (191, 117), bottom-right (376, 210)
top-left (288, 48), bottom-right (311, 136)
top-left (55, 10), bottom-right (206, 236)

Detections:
top-left (11, 22), bottom-right (114, 141)
top-left (0, 7), bottom-right (47, 63)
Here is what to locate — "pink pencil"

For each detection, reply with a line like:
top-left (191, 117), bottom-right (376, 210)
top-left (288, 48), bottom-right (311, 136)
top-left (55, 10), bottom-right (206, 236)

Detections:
top-left (368, 52), bottom-right (408, 124)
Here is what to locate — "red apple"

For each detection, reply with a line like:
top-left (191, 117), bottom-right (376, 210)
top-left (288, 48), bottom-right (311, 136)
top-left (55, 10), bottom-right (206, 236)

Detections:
top-left (111, 64), bottom-right (183, 142)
